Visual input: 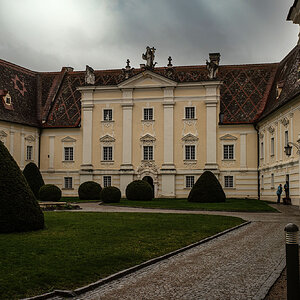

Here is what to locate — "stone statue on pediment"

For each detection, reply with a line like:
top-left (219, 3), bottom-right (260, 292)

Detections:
top-left (85, 65), bottom-right (95, 85)
top-left (142, 46), bottom-right (157, 69)
top-left (206, 53), bottom-right (220, 79)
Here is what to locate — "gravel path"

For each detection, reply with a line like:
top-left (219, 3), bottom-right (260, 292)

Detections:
top-left (48, 204), bottom-right (300, 300)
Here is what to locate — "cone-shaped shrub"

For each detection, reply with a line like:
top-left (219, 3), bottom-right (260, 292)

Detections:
top-left (0, 141), bottom-right (44, 233)
top-left (78, 181), bottom-right (102, 200)
top-left (23, 162), bottom-right (45, 199)
top-left (39, 184), bottom-right (61, 202)
top-left (100, 186), bottom-right (121, 203)
top-left (188, 171), bottom-right (226, 203)
top-left (126, 180), bottom-right (153, 201)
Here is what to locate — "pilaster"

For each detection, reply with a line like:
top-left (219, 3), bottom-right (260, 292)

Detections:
top-left (20, 131), bottom-right (25, 168)
top-left (240, 133), bottom-right (247, 169)
top-left (9, 127), bottom-right (15, 156)
top-left (48, 135), bottom-right (55, 171)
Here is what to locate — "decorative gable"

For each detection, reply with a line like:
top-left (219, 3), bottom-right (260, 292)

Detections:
top-left (220, 134), bottom-right (237, 141)
top-left (25, 135), bottom-right (35, 142)
top-left (182, 133), bottom-right (198, 142)
top-left (140, 133), bottom-right (156, 143)
top-left (118, 70), bottom-right (177, 89)
top-left (100, 134), bottom-right (116, 143)
top-left (61, 136), bottom-right (77, 142)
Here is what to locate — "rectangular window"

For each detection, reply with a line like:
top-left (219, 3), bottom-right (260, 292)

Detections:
top-left (224, 176), bottom-right (234, 188)
top-left (64, 147), bottom-right (74, 161)
top-left (143, 146), bottom-right (153, 160)
top-left (271, 173), bottom-right (274, 188)
top-left (103, 109), bottom-right (112, 121)
top-left (260, 142), bottom-right (264, 159)
top-left (185, 145), bottom-right (196, 160)
top-left (223, 145), bottom-right (234, 160)
top-left (64, 177), bottom-right (73, 189)
top-left (285, 130), bottom-right (289, 147)
top-left (103, 146), bottom-right (113, 161)
top-left (261, 175), bottom-right (264, 189)
top-left (144, 108), bottom-right (153, 120)
top-left (185, 107), bottom-right (195, 119)
top-left (270, 137), bottom-right (274, 156)
top-left (186, 176), bottom-right (195, 188)
top-left (26, 145), bottom-right (33, 160)
top-left (103, 176), bottom-right (112, 187)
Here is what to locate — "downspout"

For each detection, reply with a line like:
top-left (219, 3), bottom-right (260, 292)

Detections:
top-left (255, 124), bottom-right (260, 200)
top-left (38, 127), bottom-right (42, 169)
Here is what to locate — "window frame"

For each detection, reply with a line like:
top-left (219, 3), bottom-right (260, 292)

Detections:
top-left (64, 146), bottom-right (74, 161)
top-left (143, 108), bottom-right (154, 121)
top-left (103, 109), bottom-right (113, 121)
top-left (143, 145), bottom-right (153, 161)
top-left (103, 176), bottom-right (112, 187)
top-left (270, 137), bottom-right (275, 156)
top-left (224, 175), bottom-right (234, 188)
top-left (64, 177), bottom-right (73, 189)
top-left (185, 176), bottom-right (195, 188)
top-left (185, 106), bottom-right (195, 119)
top-left (103, 146), bottom-right (113, 161)
top-left (185, 145), bottom-right (196, 160)
top-left (223, 144), bottom-right (234, 160)
top-left (26, 145), bottom-right (33, 161)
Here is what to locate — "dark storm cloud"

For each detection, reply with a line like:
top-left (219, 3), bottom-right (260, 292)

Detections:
top-left (0, 0), bottom-right (298, 71)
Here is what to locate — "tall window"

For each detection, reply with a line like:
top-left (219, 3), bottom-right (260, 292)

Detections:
top-left (103, 109), bottom-right (112, 121)
top-left (144, 108), bottom-right (153, 120)
top-left (224, 176), bottom-right (233, 188)
top-left (103, 176), bottom-right (112, 187)
top-left (143, 146), bottom-right (153, 160)
top-left (270, 137), bottom-right (275, 156)
top-left (186, 176), bottom-right (194, 188)
top-left (223, 145), bottom-right (234, 160)
top-left (64, 177), bottom-right (73, 189)
top-left (185, 107), bottom-right (195, 119)
top-left (64, 147), bottom-right (74, 161)
top-left (185, 145), bottom-right (195, 160)
top-left (285, 130), bottom-right (289, 147)
top-left (26, 145), bottom-right (33, 160)
top-left (261, 175), bottom-right (264, 189)
top-left (103, 146), bottom-right (113, 161)
top-left (271, 173), bottom-right (274, 188)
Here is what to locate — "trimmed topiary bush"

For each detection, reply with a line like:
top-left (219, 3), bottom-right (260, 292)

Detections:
top-left (126, 180), bottom-right (153, 201)
top-left (78, 181), bottom-right (102, 200)
top-left (0, 141), bottom-right (44, 233)
top-left (100, 186), bottom-right (121, 203)
top-left (23, 162), bottom-right (45, 199)
top-left (39, 184), bottom-right (62, 202)
top-left (188, 171), bottom-right (226, 203)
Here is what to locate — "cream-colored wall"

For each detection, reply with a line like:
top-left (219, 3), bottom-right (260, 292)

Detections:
top-left (0, 121), bottom-right (39, 169)
top-left (258, 96), bottom-right (300, 205)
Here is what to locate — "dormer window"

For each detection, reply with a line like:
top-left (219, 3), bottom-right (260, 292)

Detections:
top-left (5, 97), bottom-right (11, 105)
top-left (2, 91), bottom-right (13, 110)
top-left (276, 82), bottom-right (284, 99)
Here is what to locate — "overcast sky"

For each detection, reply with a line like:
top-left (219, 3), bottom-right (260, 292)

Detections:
top-left (0, 0), bottom-right (298, 72)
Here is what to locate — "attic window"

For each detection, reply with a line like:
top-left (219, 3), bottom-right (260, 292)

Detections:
top-left (2, 92), bottom-right (13, 110)
top-left (5, 97), bottom-right (11, 105)
top-left (276, 82), bottom-right (284, 99)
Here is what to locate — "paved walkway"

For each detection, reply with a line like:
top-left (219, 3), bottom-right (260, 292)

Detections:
top-left (51, 203), bottom-right (300, 300)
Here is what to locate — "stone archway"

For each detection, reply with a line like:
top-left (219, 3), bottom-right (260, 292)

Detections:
top-left (142, 176), bottom-right (154, 198)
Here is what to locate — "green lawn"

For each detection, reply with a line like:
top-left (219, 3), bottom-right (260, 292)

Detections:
top-left (0, 212), bottom-right (244, 300)
top-left (103, 198), bottom-right (277, 212)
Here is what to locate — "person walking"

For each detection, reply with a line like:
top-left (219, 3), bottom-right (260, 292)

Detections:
top-left (276, 184), bottom-right (282, 203)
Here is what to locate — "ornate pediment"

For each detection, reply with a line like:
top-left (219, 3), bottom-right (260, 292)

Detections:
top-left (281, 117), bottom-right (289, 127)
top-left (140, 134), bottom-right (156, 143)
top-left (220, 134), bottom-right (237, 141)
top-left (100, 134), bottom-right (115, 143)
top-left (25, 135), bottom-right (35, 142)
top-left (0, 130), bottom-right (7, 138)
top-left (268, 126), bottom-right (275, 134)
top-left (118, 70), bottom-right (177, 89)
top-left (182, 133), bottom-right (198, 142)
top-left (61, 136), bottom-right (76, 142)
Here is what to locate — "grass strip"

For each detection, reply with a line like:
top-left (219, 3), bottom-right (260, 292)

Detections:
top-left (0, 212), bottom-right (244, 299)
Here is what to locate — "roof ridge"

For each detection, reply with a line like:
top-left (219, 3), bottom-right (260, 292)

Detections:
top-left (0, 58), bottom-right (37, 76)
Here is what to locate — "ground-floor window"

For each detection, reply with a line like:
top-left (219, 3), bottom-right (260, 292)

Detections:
top-left (64, 177), bottom-right (73, 189)
top-left (103, 176), bottom-right (112, 187)
top-left (224, 175), bottom-right (233, 188)
top-left (186, 175), bottom-right (195, 188)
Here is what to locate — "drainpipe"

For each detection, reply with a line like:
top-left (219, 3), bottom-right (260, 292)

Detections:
top-left (255, 125), bottom-right (260, 200)
top-left (38, 127), bottom-right (42, 169)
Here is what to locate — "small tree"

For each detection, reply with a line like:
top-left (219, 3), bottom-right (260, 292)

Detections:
top-left (188, 171), bottom-right (226, 203)
top-left (100, 186), bottom-right (121, 203)
top-left (39, 184), bottom-right (62, 202)
top-left (0, 141), bottom-right (44, 233)
top-left (23, 162), bottom-right (45, 199)
top-left (126, 180), bottom-right (153, 201)
top-left (78, 181), bottom-right (102, 200)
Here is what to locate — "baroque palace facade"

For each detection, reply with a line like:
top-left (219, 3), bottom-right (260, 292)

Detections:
top-left (1, 2), bottom-right (300, 204)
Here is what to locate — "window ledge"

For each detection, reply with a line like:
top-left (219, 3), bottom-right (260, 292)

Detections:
top-left (101, 120), bottom-right (114, 123)
top-left (183, 118), bottom-right (197, 121)
top-left (141, 160), bottom-right (155, 162)
top-left (184, 160), bottom-right (197, 164)
top-left (25, 159), bottom-right (34, 162)
top-left (222, 159), bottom-right (235, 161)
top-left (141, 119), bottom-right (155, 122)
top-left (62, 160), bottom-right (74, 163)
top-left (224, 187), bottom-right (236, 190)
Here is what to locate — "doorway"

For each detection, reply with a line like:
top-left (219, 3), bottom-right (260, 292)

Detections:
top-left (142, 176), bottom-right (154, 198)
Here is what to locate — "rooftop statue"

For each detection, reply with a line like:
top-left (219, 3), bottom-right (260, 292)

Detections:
top-left (206, 53), bottom-right (220, 79)
top-left (85, 65), bottom-right (95, 85)
top-left (142, 46), bottom-right (157, 69)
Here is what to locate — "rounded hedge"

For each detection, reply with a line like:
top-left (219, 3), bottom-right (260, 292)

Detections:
top-left (0, 141), bottom-right (44, 233)
top-left (188, 171), bottom-right (226, 203)
top-left (39, 184), bottom-right (62, 202)
top-left (23, 162), bottom-right (45, 199)
top-left (100, 186), bottom-right (121, 203)
top-left (126, 180), bottom-right (153, 201)
top-left (78, 181), bottom-right (102, 200)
